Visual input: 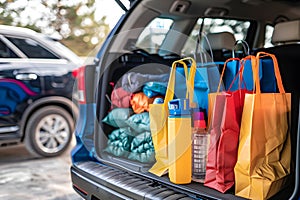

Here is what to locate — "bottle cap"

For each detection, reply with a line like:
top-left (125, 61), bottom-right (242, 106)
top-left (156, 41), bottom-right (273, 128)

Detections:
top-left (153, 97), bottom-right (164, 104)
top-left (193, 111), bottom-right (205, 120)
top-left (193, 111), bottom-right (206, 128)
top-left (194, 120), bottom-right (206, 129)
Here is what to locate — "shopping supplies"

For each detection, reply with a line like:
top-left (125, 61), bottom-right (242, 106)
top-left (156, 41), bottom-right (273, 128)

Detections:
top-left (223, 40), bottom-right (277, 93)
top-left (168, 98), bottom-right (192, 184)
top-left (234, 52), bottom-right (291, 199)
top-left (149, 57), bottom-right (196, 179)
top-left (192, 110), bottom-right (208, 183)
top-left (175, 34), bottom-right (222, 113)
top-left (204, 56), bottom-right (255, 193)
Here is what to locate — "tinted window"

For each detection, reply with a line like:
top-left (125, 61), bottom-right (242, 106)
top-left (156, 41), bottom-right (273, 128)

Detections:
top-left (0, 40), bottom-right (18, 58)
top-left (135, 18), bottom-right (173, 54)
top-left (182, 18), bottom-right (251, 57)
top-left (6, 37), bottom-right (59, 59)
top-left (202, 18), bottom-right (250, 40)
top-left (264, 25), bottom-right (274, 48)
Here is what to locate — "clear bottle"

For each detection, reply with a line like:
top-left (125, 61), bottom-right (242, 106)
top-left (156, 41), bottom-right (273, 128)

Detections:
top-left (192, 111), bottom-right (208, 183)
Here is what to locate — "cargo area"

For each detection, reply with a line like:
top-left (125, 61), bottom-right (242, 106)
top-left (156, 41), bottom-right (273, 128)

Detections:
top-left (92, 50), bottom-right (298, 200)
top-left (71, 0), bottom-right (300, 199)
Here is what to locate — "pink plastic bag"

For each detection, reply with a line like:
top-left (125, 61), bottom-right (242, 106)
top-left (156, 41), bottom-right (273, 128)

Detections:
top-left (111, 87), bottom-right (132, 108)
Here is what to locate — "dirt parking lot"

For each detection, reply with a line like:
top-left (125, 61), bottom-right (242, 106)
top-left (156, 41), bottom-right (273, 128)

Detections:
top-left (0, 140), bottom-right (82, 200)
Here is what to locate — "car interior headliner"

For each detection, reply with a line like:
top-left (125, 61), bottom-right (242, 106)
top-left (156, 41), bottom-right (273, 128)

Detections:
top-left (142, 0), bottom-right (300, 24)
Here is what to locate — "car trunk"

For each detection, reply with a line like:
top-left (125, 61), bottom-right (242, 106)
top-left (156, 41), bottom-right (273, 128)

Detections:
top-left (95, 52), bottom-right (175, 172)
top-left (92, 50), bottom-right (298, 200)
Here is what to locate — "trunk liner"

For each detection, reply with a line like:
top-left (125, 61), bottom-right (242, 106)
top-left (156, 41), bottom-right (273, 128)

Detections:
top-left (73, 161), bottom-right (246, 200)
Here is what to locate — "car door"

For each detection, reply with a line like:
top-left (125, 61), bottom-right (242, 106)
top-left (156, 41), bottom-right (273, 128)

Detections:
top-left (0, 35), bottom-right (41, 132)
top-left (6, 35), bottom-right (79, 97)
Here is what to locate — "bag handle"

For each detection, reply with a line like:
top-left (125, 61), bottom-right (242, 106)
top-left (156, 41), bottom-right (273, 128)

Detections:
top-left (164, 57), bottom-right (196, 107)
top-left (195, 32), bottom-right (214, 65)
top-left (218, 55), bottom-right (257, 92)
top-left (232, 40), bottom-right (250, 58)
top-left (217, 57), bottom-right (240, 92)
top-left (254, 52), bottom-right (285, 94)
top-left (233, 55), bottom-right (256, 90)
top-left (227, 62), bottom-right (247, 91)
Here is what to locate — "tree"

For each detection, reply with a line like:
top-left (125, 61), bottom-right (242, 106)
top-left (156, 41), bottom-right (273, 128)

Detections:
top-left (0, 0), bottom-right (110, 56)
top-left (0, 1), bottom-right (15, 25)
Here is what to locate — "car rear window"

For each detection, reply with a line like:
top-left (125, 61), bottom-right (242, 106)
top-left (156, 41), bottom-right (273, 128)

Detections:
top-left (0, 40), bottom-right (18, 58)
top-left (6, 37), bottom-right (59, 59)
top-left (135, 17), bottom-right (174, 54)
top-left (264, 24), bottom-right (274, 48)
top-left (182, 18), bottom-right (251, 57)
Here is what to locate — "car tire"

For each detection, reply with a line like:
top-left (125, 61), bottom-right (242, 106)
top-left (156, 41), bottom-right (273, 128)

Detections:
top-left (25, 105), bottom-right (74, 157)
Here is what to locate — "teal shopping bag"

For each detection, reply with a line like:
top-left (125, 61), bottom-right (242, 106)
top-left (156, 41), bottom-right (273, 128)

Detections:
top-left (174, 62), bottom-right (222, 112)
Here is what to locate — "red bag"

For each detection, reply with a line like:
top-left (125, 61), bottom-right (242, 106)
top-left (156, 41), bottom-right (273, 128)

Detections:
top-left (204, 56), bottom-right (255, 193)
top-left (111, 87), bottom-right (132, 108)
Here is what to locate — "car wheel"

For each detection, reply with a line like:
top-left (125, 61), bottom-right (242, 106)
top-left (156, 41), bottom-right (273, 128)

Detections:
top-left (25, 105), bottom-right (74, 157)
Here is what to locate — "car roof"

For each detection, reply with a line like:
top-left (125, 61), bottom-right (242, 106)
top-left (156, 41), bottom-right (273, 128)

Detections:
top-left (0, 25), bottom-right (42, 37)
top-left (0, 25), bottom-right (82, 65)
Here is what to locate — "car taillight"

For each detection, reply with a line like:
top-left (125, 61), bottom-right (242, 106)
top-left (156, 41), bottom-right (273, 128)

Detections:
top-left (72, 66), bottom-right (86, 104)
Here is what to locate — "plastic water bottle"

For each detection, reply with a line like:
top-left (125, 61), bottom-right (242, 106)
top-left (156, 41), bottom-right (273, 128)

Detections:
top-left (192, 111), bottom-right (208, 183)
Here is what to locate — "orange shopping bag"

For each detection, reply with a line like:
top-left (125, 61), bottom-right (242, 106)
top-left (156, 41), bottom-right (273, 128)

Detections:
top-left (234, 52), bottom-right (291, 199)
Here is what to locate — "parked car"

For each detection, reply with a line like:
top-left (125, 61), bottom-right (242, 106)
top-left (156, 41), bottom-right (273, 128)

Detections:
top-left (0, 25), bottom-right (81, 157)
top-left (71, 0), bottom-right (300, 199)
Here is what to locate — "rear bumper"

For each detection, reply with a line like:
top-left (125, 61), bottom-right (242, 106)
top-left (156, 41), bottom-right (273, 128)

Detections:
top-left (71, 160), bottom-right (300, 200)
top-left (71, 161), bottom-right (195, 200)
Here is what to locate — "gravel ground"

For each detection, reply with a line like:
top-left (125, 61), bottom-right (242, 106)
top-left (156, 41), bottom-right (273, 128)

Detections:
top-left (0, 140), bottom-right (82, 200)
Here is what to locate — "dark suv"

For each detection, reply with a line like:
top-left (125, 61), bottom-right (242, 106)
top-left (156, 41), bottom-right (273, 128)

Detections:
top-left (71, 0), bottom-right (300, 199)
top-left (0, 25), bottom-right (81, 157)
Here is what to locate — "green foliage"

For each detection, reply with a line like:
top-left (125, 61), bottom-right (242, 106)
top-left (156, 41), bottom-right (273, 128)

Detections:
top-left (0, 0), bottom-right (110, 56)
top-left (0, 2), bottom-right (14, 25)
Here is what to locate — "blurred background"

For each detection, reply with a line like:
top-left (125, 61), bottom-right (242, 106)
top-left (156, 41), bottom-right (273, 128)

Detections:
top-left (0, 0), bottom-right (128, 199)
top-left (0, 0), bottom-right (128, 57)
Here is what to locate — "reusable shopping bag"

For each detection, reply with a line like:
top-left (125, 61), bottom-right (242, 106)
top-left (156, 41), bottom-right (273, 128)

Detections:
top-left (174, 34), bottom-right (221, 112)
top-left (168, 59), bottom-right (196, 184)
top-left (222, 40), bottom-right (249, 90)
top-left (234, 52), bottom-right (291, 199)
top-left (223, 40), bottom-right (277, 92)
top-left (175, 63), bottom-right (220, 112)
top-left (204, 56), bottom-right (255, 193)
top-left (149, 57), bottom-right (195, 177)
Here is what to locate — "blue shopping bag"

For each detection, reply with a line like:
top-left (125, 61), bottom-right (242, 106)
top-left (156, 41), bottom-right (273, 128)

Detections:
top-left (260, 57), bottom-right (277, 92)
top-left (223, 57), bottom-right (276, 92)
top-left (223, 40), bottom-right (276, 92)
top-left (174, 62), bottom-right (222, 112)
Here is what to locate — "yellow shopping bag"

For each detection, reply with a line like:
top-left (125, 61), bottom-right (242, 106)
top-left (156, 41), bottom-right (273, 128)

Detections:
top-left (148, 103), bottom-right (169, 176)
top-left (234, 52), bottom-right (291, 199)
top-left (149, 57), bottom-right (196, 177)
